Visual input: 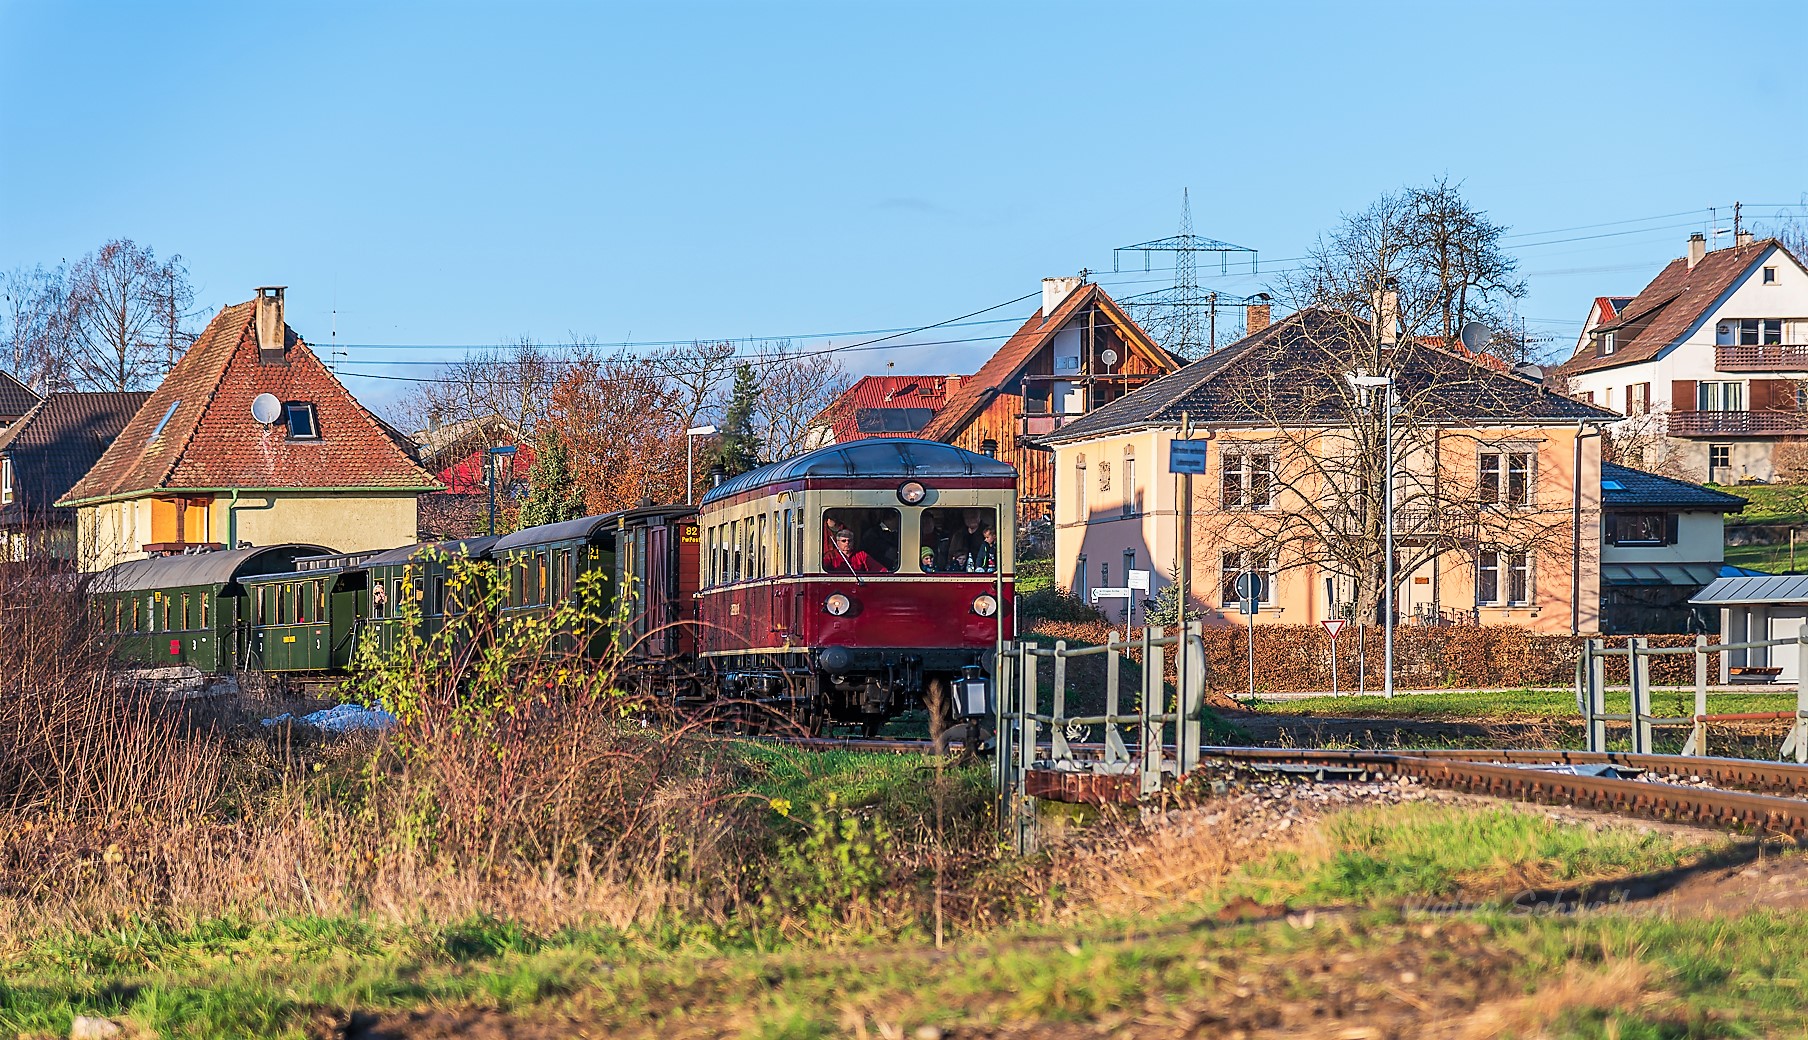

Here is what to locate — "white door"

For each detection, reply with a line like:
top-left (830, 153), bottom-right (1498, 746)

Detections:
top-left (1767, 610), bottom-right (1808, 681)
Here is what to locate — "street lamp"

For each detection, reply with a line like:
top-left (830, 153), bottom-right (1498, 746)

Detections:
top-left (486, 444), bottom-right (518, 535)
top-left (686, 425), bottom-right (718, 504)
top-left (1347, 372), bottom-right (1396, 699)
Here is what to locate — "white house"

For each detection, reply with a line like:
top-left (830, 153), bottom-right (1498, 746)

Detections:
top-left (1597, 462), bottom-right (1745, 634)
top-left (1559, 232), bottom-right (1808, 483)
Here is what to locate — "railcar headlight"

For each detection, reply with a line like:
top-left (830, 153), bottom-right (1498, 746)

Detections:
top-left (897, 480), bottom-right (927, 504)
top-left (971, 594), bottom-right (998, 617)
top-left (825, 593), bottom-right (856, 616)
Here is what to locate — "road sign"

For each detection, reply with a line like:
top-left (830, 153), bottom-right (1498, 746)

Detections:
top-left (1127, 569), bottom-right (1150, 591)
top-left (1090, 587), bottom-right (1133, 601)
top-left (1233, 572), bottom-right (1266, 600)
top-left (1169, 439), bottom-right (1208, 475)
top-left (1321, 619), bottom-right (1347, 639)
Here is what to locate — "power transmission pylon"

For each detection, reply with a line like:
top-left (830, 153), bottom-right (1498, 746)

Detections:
top-left (1117, 189), bottom-right (1261, 357)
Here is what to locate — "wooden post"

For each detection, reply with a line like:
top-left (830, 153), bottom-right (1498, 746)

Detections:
top-left (1588, 638), bottom-right (1608, 752)
top-left (1686, 634), bottom-right (1708, 757)
top-left (1105, 630), bottom-right (1129, 764)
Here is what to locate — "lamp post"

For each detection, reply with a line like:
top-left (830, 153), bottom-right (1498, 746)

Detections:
top-left (486, 444), bottom-right (518, 536)
top-left (686, 424), bottom-right (718, 504)
top-left (1347, 373), bottom-right (1396, 699)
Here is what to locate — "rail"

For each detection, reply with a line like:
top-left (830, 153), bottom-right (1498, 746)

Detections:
top-left (1667, 409), bottom-right (1808, 437)
top-left (1714, 343), bottom-right (1808, 372)
top-left (1576, 629), bottom-right (1808, 760)
top-left (994, 622), bottom-right (1206, 852)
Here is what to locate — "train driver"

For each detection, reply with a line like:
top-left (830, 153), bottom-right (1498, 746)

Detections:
top-left (823, 528), bottom-right (888, 573)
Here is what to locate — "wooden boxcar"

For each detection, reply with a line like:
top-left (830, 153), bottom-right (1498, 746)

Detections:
top-left (695, 438), bottom-right (1015, 730)
top-left (91, 544), bottom-right (334, 674)
top-left (613, 504), bottom-right (701, 692)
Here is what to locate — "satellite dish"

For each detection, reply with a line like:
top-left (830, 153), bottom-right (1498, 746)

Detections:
top-left (1459, 321), bottom-right (1494, 353)
top-left (1100, 348), bottom-right (1119, 367)
top-left (251, 393), bottom-right (282, 425)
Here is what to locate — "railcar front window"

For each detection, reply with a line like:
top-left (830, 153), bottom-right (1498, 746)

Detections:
top-left (821, 508), bottom-right (899, 573)
top-left (920, 507), bottom-right (997, 573)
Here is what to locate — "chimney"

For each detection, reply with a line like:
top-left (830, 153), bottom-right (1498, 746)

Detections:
top-left (1737, 229), bottom-right (1755, 248)
top-left (1245, 293), bottom-right (1272, 335)
top-left (255, 286), bottom-right (287, 365)
top-left (1042, 276), bottom-right (1084, 317)
top-left (1687, 233), bottom-right (1707, 270)
top-left (1372, 287), bottom-right (1399, 346)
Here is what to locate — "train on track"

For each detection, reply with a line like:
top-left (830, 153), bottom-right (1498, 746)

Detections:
top-left (88, 439), bottom-right (1015, 732)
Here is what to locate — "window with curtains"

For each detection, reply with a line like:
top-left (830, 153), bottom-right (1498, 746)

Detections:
top-left (1479, 449), bottom-right (1534, 506)
top-left (1477, 550), bottom-right (1531, 606)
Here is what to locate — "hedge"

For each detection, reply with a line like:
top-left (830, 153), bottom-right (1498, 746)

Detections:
top-left (1019, 620), bottom-right (1722, 694)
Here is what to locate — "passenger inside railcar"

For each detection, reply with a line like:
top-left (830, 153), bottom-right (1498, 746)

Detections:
top-left (822, 509), bottom-right (894, 573)
top-left (921, 506), bottom-right (997, 572)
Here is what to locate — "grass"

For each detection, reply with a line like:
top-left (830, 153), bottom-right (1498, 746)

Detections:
top-left (1014, 555), bottom-right (1054, 595)
top-left (1714, 482), bottom-right (1808, 527)
top-left (7, 801), bottom-right (1792, 1038)
top-left (1725, 540), bottom-right (1804, 574)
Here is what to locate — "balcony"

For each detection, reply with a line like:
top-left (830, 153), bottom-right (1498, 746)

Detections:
top-left (1668, 409), bottom-right (1808, 437)
top-left (1715, 343), bottom-right (1808, 371)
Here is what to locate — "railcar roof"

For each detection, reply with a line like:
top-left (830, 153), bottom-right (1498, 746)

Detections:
top-left (363, 535), bottom-right (503, 568)
top-left (91, 543), bottom-right (334, 593)
top-left (493, 513), bottom-right (621, 552)
top-left (700, 438), bottom-right (1014, 506)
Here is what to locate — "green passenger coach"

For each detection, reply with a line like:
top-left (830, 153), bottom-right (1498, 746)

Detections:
top-left (90, 544), bottom-right (334, 674)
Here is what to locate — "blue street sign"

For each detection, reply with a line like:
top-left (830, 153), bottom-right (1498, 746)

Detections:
top-left (1169, 439), bottom-right (1208, 475)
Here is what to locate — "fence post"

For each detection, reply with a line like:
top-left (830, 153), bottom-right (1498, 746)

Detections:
top-left (1104, 631), bottom-right (1129, 764)
top-left (1795, 626), bottom-right (1808, 765)
top-left (1586, 639), bottom-right (1607, 752)
top-left (1180, 620), bottom-right (1205, 773)
top-left (1015, 641), bottom-right (1038, 855)
top-left (993, 640), bottom-right (1014, 797)
top-left (1631, 637), bottom-right (1653, 754)
top-left (1140, 626), bottom-right (1163, 796)
top-left (1684, 634), bottom-right (1708, 757)
top-left (1051, 641), bottom-right (1070, 764)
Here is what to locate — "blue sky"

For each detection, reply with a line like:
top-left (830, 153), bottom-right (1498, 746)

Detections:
top-left (3, 1), bottom-right (1804, 414)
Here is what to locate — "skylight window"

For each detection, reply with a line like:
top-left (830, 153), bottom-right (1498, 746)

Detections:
top-left (284, 401), bottom-right (318, 440)
top-left (1602, 480), bottom-right (1625, 491)
top-left (148, 400), bottom-right (180, 442)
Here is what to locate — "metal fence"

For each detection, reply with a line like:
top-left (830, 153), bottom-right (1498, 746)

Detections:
top-left (994, 622), bottom-right (1206, 852)
top-left (1576, 627), bottom-right (1808, 760)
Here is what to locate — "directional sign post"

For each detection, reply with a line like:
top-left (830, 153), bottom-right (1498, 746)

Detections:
top-left (1321, 618), bottom-right (1348, 697)
top-left (1234, 571), bottom-right (1267, 702)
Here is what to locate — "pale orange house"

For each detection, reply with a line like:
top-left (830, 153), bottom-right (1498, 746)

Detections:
top-left (1041, 309), bottom-right (1617, 635)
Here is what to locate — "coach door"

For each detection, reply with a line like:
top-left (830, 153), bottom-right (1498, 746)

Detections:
top-left (770, 507), bottom-right (795, 641)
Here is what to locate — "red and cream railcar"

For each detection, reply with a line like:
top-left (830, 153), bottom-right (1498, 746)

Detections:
top-left (694, 438), bottom-right (1015, 731)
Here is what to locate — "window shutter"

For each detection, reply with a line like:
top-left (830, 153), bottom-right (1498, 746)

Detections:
top-left (1671, 380), bottom-right (1696, 411)
top-left (1665, 513), bottom-right (1679, 545)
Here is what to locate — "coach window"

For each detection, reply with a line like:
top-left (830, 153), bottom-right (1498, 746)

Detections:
top-left (822, 508), bottom-right (900, 572)
top-left (793, 512), bottom-right (804, 576)
top-left (919, 507), bottom-right (997, 573)
top-left (758, 513), bottom-right (769, 578)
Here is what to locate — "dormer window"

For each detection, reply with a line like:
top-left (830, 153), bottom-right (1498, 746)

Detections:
top-left (1764, 267), bottom-right (1778, 285)
top-left (1, 458), bottom-right (12, 505)
top-left (1600, 332), bottom-right (1616, 356)
top-left (284, 401), bottom-right (319, 440)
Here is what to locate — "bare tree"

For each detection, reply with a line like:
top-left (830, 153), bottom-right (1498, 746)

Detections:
top-left (392, 337), bottom-right (557, 439)
top-left (65, 239), bottom-right (194, 391)
top-left (0, 264), bottom-right (77, 391)
top-left (1407, 178), bottom-right (1527, 347)
top-left (752, 340), bottom-right (851, 462)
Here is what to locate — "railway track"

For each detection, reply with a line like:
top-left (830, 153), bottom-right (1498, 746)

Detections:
top-left (770, 736), bottom-right (1808, 840)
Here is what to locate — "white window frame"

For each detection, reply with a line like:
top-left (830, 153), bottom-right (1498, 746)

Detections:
top-left (1477, 549), bottom-right (1532, 607)
top-left (1, 458), bottom-right (11, 505)
top-left (1600, 331), bottom-right (1616, 355)
top-left (1220, 447), bottom-right (1275, 510)
top-left (1479, 447), bottom-right (1535, 507)
top-left (1764, 266), bottom-right (1778, 285)
top-left (1697, 381), bottom-right (1745, 412)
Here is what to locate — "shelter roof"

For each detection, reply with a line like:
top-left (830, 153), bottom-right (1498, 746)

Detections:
top-left (1690, 574), bottom-right (1808, 606)
top-left (1600, 463), bottom-right (1746, 512)
top-left (701, 437), bottom-right (1014, 506)
top-left (1043, 309), bottom-right (1612, 445)
top-left (60, 300), bottom-right (438, 506)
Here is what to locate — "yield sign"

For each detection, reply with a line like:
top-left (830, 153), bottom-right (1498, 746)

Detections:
top-left (1321, 619), bottom-right (1348, 639)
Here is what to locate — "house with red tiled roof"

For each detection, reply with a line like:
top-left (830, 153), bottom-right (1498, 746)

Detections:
top-left (916, 277), bottom-right (1186, 521)
top-left (803, 374), bottom-right (964, 448)
top-left (0, 391), bottom-right (148, 563)
top-left (1557, 233), bottom-right (1808, 482)
top-left (58, 287), bottom-right (440, 570)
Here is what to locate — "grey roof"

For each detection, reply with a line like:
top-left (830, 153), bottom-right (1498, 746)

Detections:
top-left (90, 543), bottom-right (333, 593)
top-left (701, 437), bottom-right (1015, 506)
top-left (1601, 562), bottom-right (1724, 587)
top-left (1690, 574), bottom-right (1808, 605)
top-left (1042, 309), bottom-right (1615, 445)
top-left (364, 535), bottom-right (503, 567)
top-left (1601, 463), bottom-right (1746, 512)
top-left (0, 391), bottom-right (151, 526)
top-left (493, 513), bottom-right (620, 553)
top-left (0, 371), bottom-right (41, 418)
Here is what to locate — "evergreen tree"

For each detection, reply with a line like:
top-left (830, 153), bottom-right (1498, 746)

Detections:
top-left (517, 428), bottom-right (587, 529)
top-left (714, 362), bottom-right (763, 475)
